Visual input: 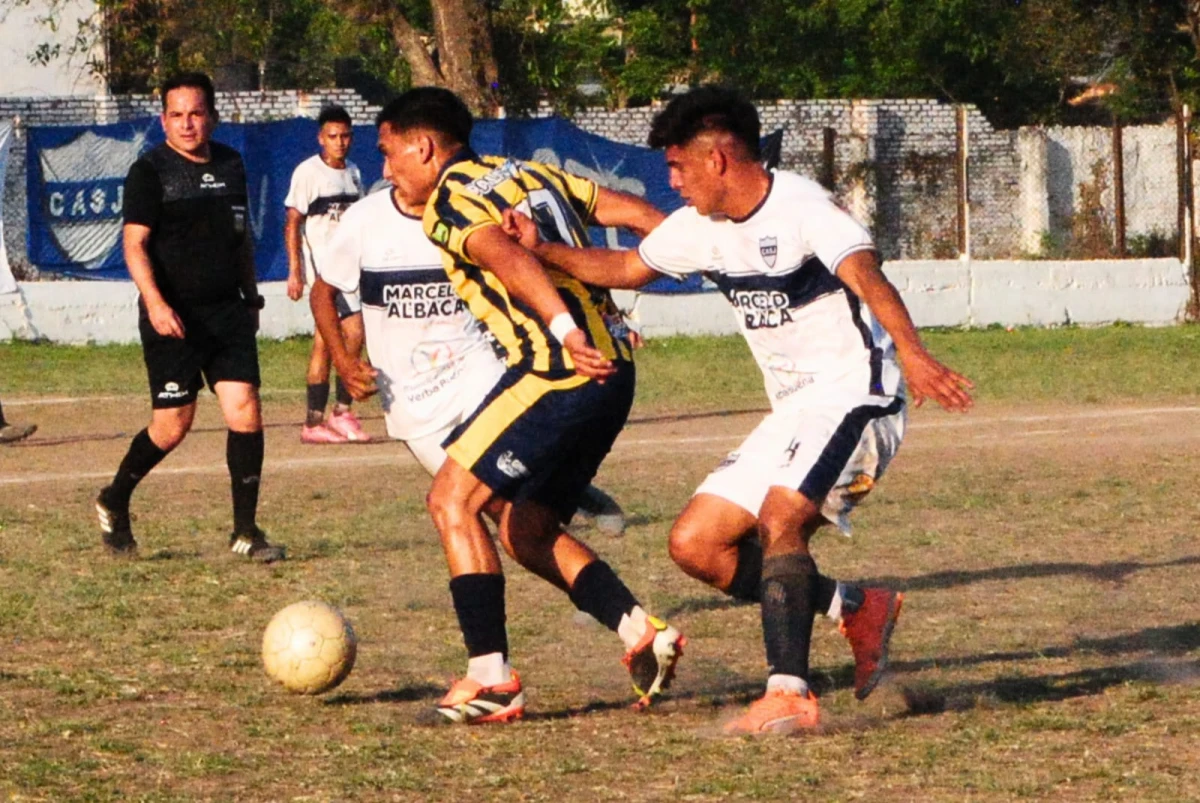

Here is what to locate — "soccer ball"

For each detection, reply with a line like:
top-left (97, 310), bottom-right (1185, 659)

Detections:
top-left (262, 600), bottom-right (357, 695)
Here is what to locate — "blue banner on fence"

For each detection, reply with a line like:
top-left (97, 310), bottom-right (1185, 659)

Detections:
top-left (26, 116), bottom-right (712, 293)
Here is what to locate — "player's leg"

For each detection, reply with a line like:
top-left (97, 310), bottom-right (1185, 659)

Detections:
top-left (301, 325), bottom-right (344, 443)
top-left (97, 318), bottom-right (203, 554)
top-left (0, 397), bottom-right (37, 444)
top-left (208, 304), bottom-right (284, 562)
top-left (501, 363), bottom-right (684, 708)
top-left (426, 456), bottom-right (524, 723)
top-left (326, 297), bottom-right (370, 442)
top-left (669, 493), bottom-right (760, 600)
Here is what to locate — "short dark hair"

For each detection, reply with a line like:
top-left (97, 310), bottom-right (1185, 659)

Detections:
top-left (375, 87), bottom-right (472, 146)
top-left (648, 86), bottom-right (760, 159)
top-left (317, 105), bottom-right (353, 128)
top-left (160, 72), bottom-right (217, 115)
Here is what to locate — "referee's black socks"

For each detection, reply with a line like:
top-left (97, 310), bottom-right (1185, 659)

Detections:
top-left (108, 428), bottom-right (170, 508)
top-left (227, 429), bottom-right (264, 534)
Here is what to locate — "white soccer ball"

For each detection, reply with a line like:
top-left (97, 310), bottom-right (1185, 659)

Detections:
top-left (262, 600), bottom-right (357, 695)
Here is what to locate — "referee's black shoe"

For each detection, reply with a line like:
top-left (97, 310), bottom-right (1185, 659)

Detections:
top-left (229, 527), bottom-right (286, 563)
top-left (95, 486), bottom-right (137, 555)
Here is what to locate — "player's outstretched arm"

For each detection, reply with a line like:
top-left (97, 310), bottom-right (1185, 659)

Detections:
top-left (310, 278), bottom-right (377, 400)
top-left (500, 209), bottom-right (658, 290)
top-left (591, 187), bottom-right (666, 238)
top-left (836, 251), bottom-right (974, 412)
top-left (465, 224), bottom-right (616, 380)
top-left (283, 208), bottom-right (306, 301)
top-left (124, 223), bottom-right (184, 339)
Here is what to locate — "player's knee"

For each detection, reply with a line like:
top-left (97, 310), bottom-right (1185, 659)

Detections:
top-left (667, 519), bottom-right (706, 575)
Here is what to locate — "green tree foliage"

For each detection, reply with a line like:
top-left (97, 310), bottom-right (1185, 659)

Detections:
top-left (9, 0), bottom-right (1200, 124)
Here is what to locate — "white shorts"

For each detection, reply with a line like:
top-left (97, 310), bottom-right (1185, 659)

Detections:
top-left (696, 397), bottom-right (906, 534)
top-left (395, 367), bottom-right (497, 477)
top-left (305, 261), bottom-right (362, 319)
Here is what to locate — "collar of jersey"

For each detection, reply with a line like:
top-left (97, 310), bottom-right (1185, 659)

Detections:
top-left (726, 171), bottom-right (775, 225)
top-left (435, 146), bottom-right (482, 185)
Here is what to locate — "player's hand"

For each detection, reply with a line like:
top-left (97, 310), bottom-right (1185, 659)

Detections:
top-left (147, 301), bottom-right (185, 339)
top-left (333, 358), bottom-right (379, 401)
top-left (628, 330), bottom-right (646, 350)
top-left (286, 270), bottom-right (304, 302)
top-left (500, 208), bottom-right (541, 251)
top-left (564, 328), bottom-right (615, 381)
top-left (899, 348), bottom-right (974, 412)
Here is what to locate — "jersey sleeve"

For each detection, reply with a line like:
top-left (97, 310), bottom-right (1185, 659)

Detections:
top-left (528, 160), bottom-right (598, 222)
top-left (318, 203), bottom-right (364, 294)
top-left (423, 176), bottom-right (500, 262)
top-left (637, 208), bottom-right (707, 279)
top-left (122, 159), bottom-right (162, 228)
top-left (797, 189), bottom-right (875, 273)
top-left (283, 161), bottom-right (311, 214)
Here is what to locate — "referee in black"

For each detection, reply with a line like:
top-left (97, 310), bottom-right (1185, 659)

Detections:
top-left (95, 72), bottom-right (284, 562)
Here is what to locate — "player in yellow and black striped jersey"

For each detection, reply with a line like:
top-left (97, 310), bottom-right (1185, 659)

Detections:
top-left (373, 86), bottom-right (685, 724)
top-left (424, 155), bottom-right (633, 377)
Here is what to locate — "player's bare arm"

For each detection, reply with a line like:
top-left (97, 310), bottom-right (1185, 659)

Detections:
top-left (591, 187), bottom-right (666, 237)
top-left (464, 224), bottom-right (616, 380)
top-left (501, 208), bottom-right (659, 290)
top-left (836, 250), bottom-right (974, 411)
top-left (309, 278), bottom-right (377, 400)
top-left (284, 207), bottom-right (306, 301)
top-left (123, 222), bottom-right (184, 338)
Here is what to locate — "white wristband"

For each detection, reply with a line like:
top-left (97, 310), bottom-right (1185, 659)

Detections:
top-left (548, 312), bottom-right (580, 344)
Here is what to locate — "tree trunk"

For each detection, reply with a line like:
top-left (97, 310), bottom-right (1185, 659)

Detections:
top-left (429, 0), bottom-right (499, 116)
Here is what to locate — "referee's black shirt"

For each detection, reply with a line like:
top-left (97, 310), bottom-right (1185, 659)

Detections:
top-left (123, 142), bottom-right (250, 309)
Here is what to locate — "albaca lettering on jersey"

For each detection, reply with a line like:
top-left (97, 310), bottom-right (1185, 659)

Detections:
top-left (382, 282), bottom-right (467, 319)
top-left (728, 289), bottom-right (794, 329)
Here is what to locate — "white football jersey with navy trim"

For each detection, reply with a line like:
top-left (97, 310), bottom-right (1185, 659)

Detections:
top-left (320, 189), bottom-right (504, 440)
top-left (284, 154), bottom-right (365, 277)
top-left (639, 170), bottom-right (902, 409)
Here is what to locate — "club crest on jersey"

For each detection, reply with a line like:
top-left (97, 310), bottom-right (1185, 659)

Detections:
top-left (759, 236), bottom-right (778, 268)
top-left (431, 221), bottom-right (450, 245)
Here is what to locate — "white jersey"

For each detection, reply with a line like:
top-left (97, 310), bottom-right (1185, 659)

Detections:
top-left (639, 170), bottom-right (902, 409)
top-left (320, 190), bottom-right (505, 440)
top-left (284, 154), bottom-right (365, 280)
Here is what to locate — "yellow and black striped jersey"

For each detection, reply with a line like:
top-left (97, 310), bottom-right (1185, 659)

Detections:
top-left (422, 150), bottom-right (633, 377)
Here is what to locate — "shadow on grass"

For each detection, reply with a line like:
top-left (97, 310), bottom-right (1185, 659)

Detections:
top-left (323, 682), bottom-right (444, 706)
top-left (866, 555), bottom-right (1200, 591)
top-left (626, 407), bottom-right (767, 427)
top-left (897, 658), bottom-right (1200, 717)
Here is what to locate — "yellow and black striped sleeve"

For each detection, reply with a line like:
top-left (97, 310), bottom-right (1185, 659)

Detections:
top-left (422, 168), bottom-right (505, 262)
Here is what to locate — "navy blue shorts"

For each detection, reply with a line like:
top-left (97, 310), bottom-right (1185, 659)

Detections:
top-left (443, 361), bottom-right (635, 523)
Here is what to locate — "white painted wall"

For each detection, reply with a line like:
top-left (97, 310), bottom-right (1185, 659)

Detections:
top-left (0, 0), bottom-right (105, 97)
top-left (2, 259), bottom-right (1190, 344)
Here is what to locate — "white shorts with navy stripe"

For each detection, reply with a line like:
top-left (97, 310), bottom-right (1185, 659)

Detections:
top-left (695, 396), bottom-right (906, 533)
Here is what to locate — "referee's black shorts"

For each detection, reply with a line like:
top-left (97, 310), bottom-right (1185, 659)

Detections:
top-left (139, 299), bottom-right (261, 409)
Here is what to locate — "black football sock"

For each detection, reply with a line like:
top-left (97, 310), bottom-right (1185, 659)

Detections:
top-left (227, 429), bottom-right (264, 534)
top-left (726, 537), bottom-right (764, 603)
top-left (0, 399), bottom-right (7, 427)
top-left (107, 428), bottom-right (170, 508)
top-left (449, 573), bottom-right (509, 660)
top-left (567, 560), bottom-right (641, 633)
top-left (334, 377), bottom-right (353, 409)
top-left (760, 553), bottom-right (821, 682)
top-left (305, 383), bottom-right (330, 426)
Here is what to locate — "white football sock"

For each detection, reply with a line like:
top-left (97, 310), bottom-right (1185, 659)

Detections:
top-left (466, 652), bottom-right (511, 687)
top-left (766, 674), bottom-right (810, 695)
top-left (616, 605), bottom-right (650, 650)
top-left (827, 581), bottom-right (850, 622)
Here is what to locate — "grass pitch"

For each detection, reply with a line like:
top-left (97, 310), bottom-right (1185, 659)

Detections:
top-left (1, 326), bottom-right (1199, 800)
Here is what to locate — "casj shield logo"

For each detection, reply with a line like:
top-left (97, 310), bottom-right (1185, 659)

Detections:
top-left (39, 130), bottom-right (146, 269)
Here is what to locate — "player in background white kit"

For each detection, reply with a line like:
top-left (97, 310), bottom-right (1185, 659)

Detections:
top-left (505, 86), bottom-right (974, 734)
top-left (309, 169), bottom-right (630, 538)
top-left (284, 105), bottom-right (371, 444)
